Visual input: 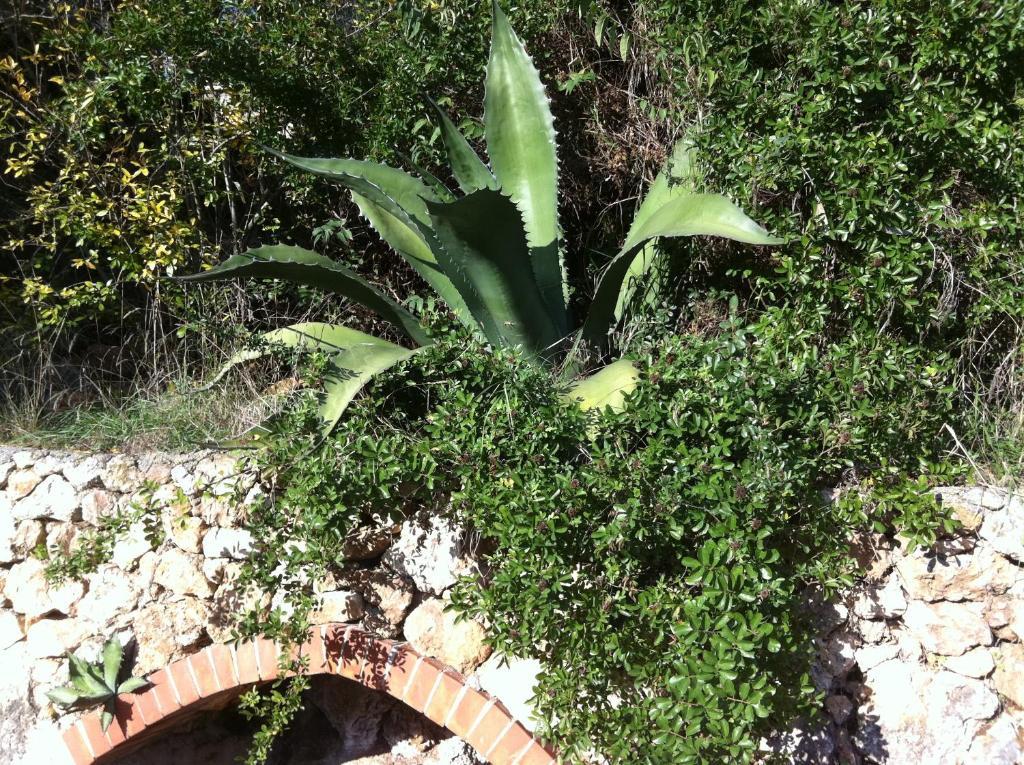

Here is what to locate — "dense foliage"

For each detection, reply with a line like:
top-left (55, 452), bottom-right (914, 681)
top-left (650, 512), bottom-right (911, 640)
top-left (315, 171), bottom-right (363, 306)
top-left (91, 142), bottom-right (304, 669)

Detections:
top-left (247, 313), bottom-right (957, 762)
top-left (6, 0), bottom-right (1024, 762)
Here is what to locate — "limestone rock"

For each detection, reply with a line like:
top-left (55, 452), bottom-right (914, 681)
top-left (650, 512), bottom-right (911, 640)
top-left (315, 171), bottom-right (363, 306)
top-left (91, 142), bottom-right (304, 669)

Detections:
top-left (965, 486), bottom-right (1008, 510)
top-left (13, 474), bottom-right (79, 522)
top-left (0, 644), bottom-right (33, 763)
top-left (311, 591), bottom-right (364, 625)
top-left (45, 523), bottom-right (80, 556)
top-left (979, 503), bottom-right (1024, 563)
top-left (826, 694), bottom-right (854, 724)
top-left (154, 548), bottom-right (212, 598)
top-left (404, 598), bottom-right (491, 674)
top-left (852, 577), bottom-right (907, 619)
top-left (201, 527), bottom-right (254, 560)
top-left (110, 521), bottom-right (153, 569)
top-left (0, 460), bottom-right (13, 488)
top-left (170, 463), bottom-right (198, 496)
top-left (11, 450), bottom-right (36, 469)
top-left (383, 514), bottom-right (474, 595)
top-left (78, 565), bottom-right (141, 628)
top-left (62, 455), bottom-right (107, 490)
top-left (856, 664), bottom-right (998, 764)
top-left (0, 611), bottom-right (23, 650)
top-left (133, 598), bottom-right (210, 672)
top-left (895, 543), bottom-right (1016, 602)
top-left (934, 486), bottom-right (984, 532)
top-left (993, 643), bottom-right (1024, 709)
top-left (351, 570), bottom-right (414, 629)
top-left (0, 514), bottom-right (42, 564)
top-left (474, 653), bottom-right (541, 727)
top-left (944, 646), bottom-right (995, 678)
top-left (25, 618), bottom-right (88, 659)
top-left (79, 488), bottom-right (115, 525)
top-left (167, 514), bottom-right (204, 553)
top-left (820, 629), bottom-right (860, 676)
top-left (6, 469), bottom-right (41, 500)
top-left (102, 455), bottom-right (140, 492)
top-left (901, 600), bottom-right (991, 656)
top-left (4, 558), bottom-right (83, 619)
top-left (343, 525), bottom-right (394, 561)
top-left (855, 643), bottom-right (899, 672)
top-left (966, 715), bottom-right (1024, 764)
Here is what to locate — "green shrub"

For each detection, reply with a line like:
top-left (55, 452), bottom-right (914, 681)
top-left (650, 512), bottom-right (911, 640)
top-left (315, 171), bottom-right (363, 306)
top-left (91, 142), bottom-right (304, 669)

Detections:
top-left (243, 308), bottom-right (957, 762)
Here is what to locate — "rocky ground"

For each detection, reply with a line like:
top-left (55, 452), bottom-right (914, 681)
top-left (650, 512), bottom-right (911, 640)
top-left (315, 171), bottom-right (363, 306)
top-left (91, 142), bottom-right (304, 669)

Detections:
top-left (2, 447), bottom-right (1023, 763)
top-left (770, 485), bottom-right (1024, 763)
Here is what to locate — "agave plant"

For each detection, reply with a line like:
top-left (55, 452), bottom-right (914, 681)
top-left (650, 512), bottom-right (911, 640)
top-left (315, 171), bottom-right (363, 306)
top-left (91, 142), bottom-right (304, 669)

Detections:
top-left (47, 637), bottom-right (149, 731)
top-left (185, 1), bottom-right (782, 430)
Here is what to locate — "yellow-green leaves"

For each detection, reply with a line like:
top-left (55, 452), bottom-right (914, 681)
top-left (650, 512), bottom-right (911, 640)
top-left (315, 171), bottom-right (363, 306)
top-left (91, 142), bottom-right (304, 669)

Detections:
top-left (566, 358), bottom-right (640, 413)
top-left (485, 1), bottom-right (566, 333)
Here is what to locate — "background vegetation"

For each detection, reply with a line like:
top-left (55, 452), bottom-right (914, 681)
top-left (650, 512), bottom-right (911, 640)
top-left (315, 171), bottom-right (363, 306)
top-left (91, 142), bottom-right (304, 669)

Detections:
top-left (5, 0), bottom-right (1024, 762)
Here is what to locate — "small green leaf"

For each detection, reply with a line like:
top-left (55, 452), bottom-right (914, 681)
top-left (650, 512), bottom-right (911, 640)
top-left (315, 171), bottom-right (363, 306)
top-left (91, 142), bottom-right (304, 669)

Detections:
top-left (425, 95), bottom-right (496, 194)
top-left (117, 676), bottom-right (150, 694)
top-left (101, 637), bottom-right (123, 690)
top-left (46, 687), bottom-right (82, 706)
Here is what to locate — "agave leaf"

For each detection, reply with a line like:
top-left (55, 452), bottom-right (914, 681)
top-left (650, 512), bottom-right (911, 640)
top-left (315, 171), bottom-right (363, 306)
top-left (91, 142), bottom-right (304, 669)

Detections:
top-left (485, 1), bottom-right (566, 327)
top-left (69, 653), bottom-right (112, 698)
top-left (201, 322), bottom-right (409, 390)
top-left (117, 676), bottom-right (150, 694)
top-left (394, 148), bottom-right (454, 201)
top-left (100, 707), bottom-right (114, 733)
top-left (101, 637), bottom-right (122, 691)
top-left (582, 193), bottom-right (784, 348)
top-left (425, 95), bottom-right (496, 194)
top-left (180, 245), bottom-right (430, 346)
top-left (267, 148), bottom-right (438, 229)
top-left (320, 338), bottom-right (421, 433)
top-left (46, 686), bottom-right (82, 706)
top-left (566, 359), bottom-right (640, 413)
top-left (425, 189), bottom-right (562, 358)
top-left (615, 138), bottom-right (704, 321)
top-left (349, 191), bottom-right (476, 331)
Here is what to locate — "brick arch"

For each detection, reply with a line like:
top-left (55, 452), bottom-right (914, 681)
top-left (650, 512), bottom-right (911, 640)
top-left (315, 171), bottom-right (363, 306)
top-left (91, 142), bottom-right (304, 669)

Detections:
top-left (59, 625), bottom-right (556, 765)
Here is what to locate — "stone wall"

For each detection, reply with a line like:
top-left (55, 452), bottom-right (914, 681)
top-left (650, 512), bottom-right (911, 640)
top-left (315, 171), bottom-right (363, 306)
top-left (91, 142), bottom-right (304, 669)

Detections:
top-left (776, 485), bottom-right (1024, 763)
top-left (4, 446), bottom-right (1024, 764)
top-left (0, 447), bottom-right (528, 765)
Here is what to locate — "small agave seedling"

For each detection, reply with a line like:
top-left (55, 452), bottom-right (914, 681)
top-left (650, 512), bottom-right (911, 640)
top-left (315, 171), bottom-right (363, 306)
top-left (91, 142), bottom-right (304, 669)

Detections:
top-left (185, 1), bottom-right (782, 430)
top-left (47, 637), bottom-right (149, 731)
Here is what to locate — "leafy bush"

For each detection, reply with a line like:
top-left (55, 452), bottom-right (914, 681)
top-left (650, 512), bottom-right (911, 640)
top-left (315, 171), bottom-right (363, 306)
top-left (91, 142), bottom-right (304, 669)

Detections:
top-left (243, 308), bottom-right (957, 762)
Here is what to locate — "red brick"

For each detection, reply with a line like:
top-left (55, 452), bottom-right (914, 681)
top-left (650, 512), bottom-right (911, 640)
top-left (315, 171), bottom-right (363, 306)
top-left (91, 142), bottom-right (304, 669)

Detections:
top-left (104, 704), bottom-right (129, 749)
top-left (382, 644), bottom-right (421, 698)
top-left (402, 660), bottom-right (442, 713)
top-left (63, 723), bottom-right (94, 765)
top-left (206, 643), bottom-right (237, 688)
top-left (188, 652), bottom-right (220, 698)
top-left (334, 626), bottom-right (363, 679)
top-left (118, 689), bottom-right (157, 736)
top-left (234, 640), bottom-right (261, 685)
top-left (446, 687), bottom-right (492, 740)
top-left (466, 701), bottom-right (516, 757)
top-left (423, 671), bottom-right (464, 727)
top-left (361, 638), bottom-right (396, 690)
top-left (256, 637), bottom-right (281, 681)
top-left (80, 714), bottom-right (113, 759)
top-left (515, 741), bottom-right (559, 765)
top-left (146, 668), bottom-right (180, 716)
top-left (487, 722), bottom-right (534, 765)
top-left (167, 658), bottom-right (201, 706)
